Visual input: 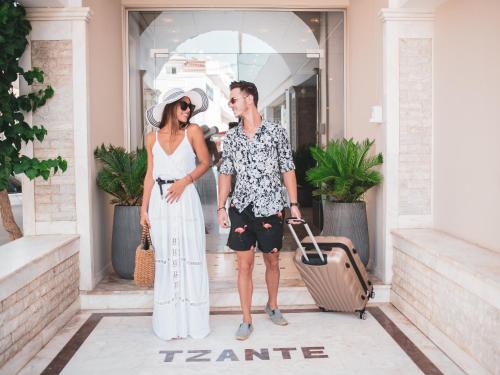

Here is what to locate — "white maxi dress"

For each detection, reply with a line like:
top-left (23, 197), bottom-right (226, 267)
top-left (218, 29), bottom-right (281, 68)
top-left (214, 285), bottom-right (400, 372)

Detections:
top-left (148, 129), bottom-right (210, 340)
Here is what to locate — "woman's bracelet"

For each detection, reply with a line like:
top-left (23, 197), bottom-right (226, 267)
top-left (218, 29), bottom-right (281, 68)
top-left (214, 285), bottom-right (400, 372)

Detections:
top-left (187, 173), bottom-right (194, 183)
top-left (217, 207), bottom-right (226, 212)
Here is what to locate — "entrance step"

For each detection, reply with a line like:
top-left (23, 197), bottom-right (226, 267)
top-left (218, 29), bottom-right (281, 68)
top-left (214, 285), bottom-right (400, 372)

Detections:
top-left (80, 252), bottom-right (390, 310)
top-left (79, 283), bottom-right (390, 310)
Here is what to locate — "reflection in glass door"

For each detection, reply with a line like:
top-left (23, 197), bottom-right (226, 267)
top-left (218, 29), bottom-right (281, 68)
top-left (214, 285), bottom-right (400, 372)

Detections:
top-left (152, 52), bottom-right (319, 237)
top-left (151, 52), bottom-right (320, 138)
top-left (128, 10), bottom-right (344, 251)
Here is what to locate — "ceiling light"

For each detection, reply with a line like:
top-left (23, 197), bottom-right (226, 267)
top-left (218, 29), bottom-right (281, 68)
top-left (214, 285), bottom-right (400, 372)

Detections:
top-left (310, 17), bottom-right (320, 24)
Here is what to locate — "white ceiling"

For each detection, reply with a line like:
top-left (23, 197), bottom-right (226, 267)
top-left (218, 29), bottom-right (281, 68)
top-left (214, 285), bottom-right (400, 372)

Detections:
top-left (135, 11), bottom-right (327, 104)
top-left (140, 11), bottom-right (321, 54)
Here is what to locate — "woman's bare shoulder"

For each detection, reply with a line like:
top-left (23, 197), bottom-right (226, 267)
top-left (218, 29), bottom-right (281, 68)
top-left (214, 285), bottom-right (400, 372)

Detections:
top-left (145, 130), bottom-right (156, 147)
top-left (186, 123), bottom-right (203, 137)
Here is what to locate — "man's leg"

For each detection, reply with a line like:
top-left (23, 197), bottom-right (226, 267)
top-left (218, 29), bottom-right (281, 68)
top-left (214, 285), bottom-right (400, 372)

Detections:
top-left (263, 251), bottom-right (280, 309)
top-left (262, 250), bottom-right (288, 325)
top-left (258, 213), bottom-right (288, 326)
top-left (227, 205), bottom-right (257, 339)
top-left (236, 248), bottom-right (255, 324)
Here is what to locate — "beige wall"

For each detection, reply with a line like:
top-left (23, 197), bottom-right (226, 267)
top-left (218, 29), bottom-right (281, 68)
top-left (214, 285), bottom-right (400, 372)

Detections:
top-left (86, 0), bottom-right (125, 283)
top-left (434, 0), bottom-right (500, 252)
top-left (346, 0), bottom-right (387, 277)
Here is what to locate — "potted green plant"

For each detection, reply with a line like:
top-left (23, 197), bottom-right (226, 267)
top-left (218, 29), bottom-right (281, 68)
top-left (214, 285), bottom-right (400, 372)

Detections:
top-left (94, 144), bottom-right (147, 279)
top-left (292, 143), bottom-right (316, 207)
top-left (306, 138), bottom-right (383, 266)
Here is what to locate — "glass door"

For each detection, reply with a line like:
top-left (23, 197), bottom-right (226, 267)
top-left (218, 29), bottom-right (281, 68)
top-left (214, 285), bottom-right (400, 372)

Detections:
top-left (150, 52), bottom-right (319, 249)
top-left (128, 9), bottom-right (345, 250)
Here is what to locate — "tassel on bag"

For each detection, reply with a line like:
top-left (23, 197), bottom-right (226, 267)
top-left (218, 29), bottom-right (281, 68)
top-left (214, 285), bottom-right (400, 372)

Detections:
top-left (134, 225), bottom-right (155, 287)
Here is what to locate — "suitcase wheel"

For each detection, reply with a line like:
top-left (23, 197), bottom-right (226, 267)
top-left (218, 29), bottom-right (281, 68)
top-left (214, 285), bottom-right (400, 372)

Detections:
top-left (359, 311), bottom-right (367, 320)
top-left (370, 291), bottom-right (376, 299)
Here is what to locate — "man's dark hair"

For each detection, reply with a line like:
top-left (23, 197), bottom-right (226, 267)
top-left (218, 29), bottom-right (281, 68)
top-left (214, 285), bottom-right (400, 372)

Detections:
top-left (230, 80), bottom-right (259, 106)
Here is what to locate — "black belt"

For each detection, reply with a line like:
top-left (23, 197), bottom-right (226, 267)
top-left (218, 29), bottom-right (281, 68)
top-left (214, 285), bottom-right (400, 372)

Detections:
top-left (156, 177), bottom-right (177, 196)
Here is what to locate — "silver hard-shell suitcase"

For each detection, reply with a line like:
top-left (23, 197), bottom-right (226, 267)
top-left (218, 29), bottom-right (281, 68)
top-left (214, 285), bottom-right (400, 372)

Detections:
top-left (287, 218), bottom-right (374, 319)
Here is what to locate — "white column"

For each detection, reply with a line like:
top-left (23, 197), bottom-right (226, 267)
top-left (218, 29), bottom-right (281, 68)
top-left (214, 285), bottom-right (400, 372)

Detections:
top-left (24, 8), bottom-right (96, 290)
top-left (378, 8), bottom-right (434, 283)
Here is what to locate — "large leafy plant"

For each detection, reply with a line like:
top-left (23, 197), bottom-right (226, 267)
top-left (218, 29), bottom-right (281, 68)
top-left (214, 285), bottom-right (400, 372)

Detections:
top-left (306, 138), bottom-right (383, 203)
top-left (94, 145), bottom-right (147, 206)
top-left (0, 1), bottom-right (67, 240)
top-left (293, 143), bottom-right (316, 188)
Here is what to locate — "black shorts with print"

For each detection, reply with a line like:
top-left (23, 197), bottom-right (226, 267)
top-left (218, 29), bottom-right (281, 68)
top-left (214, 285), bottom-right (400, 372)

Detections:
top-left (227, 203), bottom-right (284, 253)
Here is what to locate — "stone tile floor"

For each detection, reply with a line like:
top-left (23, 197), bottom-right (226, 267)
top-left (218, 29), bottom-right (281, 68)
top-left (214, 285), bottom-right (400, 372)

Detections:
top-left (19, 250), bottom-right (465, 375)
top-left (18, 304), bottom-right (465, 375)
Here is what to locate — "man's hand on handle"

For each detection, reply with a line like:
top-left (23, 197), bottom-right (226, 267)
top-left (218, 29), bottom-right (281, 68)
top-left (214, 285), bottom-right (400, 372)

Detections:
top-left (289, 205), bottom-right (302, 224)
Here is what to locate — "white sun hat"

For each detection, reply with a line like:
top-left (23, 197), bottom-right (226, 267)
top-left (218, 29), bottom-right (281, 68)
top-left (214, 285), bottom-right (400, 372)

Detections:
top-left (145, 87), bottom-right (209, 128)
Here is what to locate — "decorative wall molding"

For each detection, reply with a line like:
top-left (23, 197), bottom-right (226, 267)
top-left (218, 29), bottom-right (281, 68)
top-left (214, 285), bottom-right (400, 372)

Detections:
top-left (379, 8), bottom-right (434, 22)
top-left (121, 0), bottom-right (349, 9)
top-left (26, 7), bottom-right (91, 22)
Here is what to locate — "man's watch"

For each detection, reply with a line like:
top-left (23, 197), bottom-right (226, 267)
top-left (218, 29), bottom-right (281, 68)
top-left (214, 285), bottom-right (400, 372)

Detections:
top-left (290, 202), bottom-right (299, 207)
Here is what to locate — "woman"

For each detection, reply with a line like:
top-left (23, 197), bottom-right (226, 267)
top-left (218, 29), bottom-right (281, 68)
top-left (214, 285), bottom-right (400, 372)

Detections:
top-left (140, 88), bottom-right (211, 340)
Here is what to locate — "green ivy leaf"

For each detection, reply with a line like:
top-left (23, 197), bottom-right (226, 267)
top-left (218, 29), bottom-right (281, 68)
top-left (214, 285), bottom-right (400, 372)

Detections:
top-left (0, 1), bottom-right (66, 192)
top-left (25, 168), bottom-right (38, 180)
top-left (40, 170), bottom-right (50, 180)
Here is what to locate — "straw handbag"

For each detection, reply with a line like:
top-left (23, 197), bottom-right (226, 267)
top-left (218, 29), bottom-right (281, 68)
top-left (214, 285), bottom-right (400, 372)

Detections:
top-left (134, 225), bottom-right (155, 287)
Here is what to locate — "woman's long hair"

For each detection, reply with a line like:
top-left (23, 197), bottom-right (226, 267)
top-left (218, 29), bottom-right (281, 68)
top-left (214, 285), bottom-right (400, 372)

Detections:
top-left (159, 101), bottom-right (180, 135)
top-left (159, 100), bottom-right (192, 132)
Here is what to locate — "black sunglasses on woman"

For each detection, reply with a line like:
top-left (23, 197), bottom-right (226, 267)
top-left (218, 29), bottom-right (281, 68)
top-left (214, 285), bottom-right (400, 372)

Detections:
top-left (179, 100), bottom-right (195, 113)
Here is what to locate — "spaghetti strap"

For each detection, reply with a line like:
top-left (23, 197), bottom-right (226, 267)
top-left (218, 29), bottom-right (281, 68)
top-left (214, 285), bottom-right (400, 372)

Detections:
top-left (183, 126), bottom-right (195, 154)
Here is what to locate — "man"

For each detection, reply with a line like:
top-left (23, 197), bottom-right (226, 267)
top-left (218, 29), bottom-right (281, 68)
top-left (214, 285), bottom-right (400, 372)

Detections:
top-left (218, 81), bottom-right (302, 340)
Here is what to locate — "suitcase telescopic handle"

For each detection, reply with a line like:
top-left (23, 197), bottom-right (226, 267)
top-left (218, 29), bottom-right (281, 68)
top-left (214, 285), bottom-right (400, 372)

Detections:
top-left (285, 217), bottom-right (325, 263)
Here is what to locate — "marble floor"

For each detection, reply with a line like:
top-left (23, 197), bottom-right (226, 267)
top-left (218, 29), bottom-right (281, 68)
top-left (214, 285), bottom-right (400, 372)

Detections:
top-left (19, 304), bottom-right (465, 375)
top-left (16, 237), bottom-right (463, 374)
